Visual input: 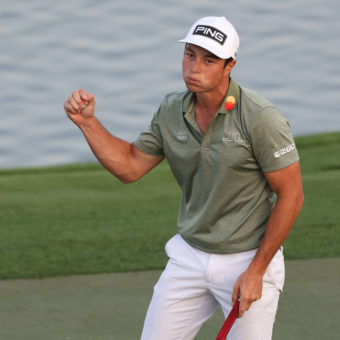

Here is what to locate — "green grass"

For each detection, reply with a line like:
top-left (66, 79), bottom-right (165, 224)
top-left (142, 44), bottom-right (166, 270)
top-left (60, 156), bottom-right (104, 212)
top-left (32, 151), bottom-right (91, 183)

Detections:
top-left (0, 131), bottom-right (339, 279)
top-left (284, 131), bottom-right (340, 258)
top-left (0, 162), bottom-right (180, 279)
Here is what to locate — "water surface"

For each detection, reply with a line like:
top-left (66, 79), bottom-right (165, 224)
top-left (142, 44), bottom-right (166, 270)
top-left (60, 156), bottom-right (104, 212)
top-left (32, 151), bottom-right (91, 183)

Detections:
top-left (1, 0), bottom-right (339, 168)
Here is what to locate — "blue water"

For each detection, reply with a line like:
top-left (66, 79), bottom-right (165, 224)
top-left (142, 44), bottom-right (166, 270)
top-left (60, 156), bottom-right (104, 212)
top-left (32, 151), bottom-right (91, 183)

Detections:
top-left (1, 0), bottom-right (340, 169)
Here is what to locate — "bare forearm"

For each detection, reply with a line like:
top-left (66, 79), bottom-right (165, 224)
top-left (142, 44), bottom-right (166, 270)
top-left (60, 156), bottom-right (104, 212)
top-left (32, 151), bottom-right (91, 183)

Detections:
top-left (64, 90), bottom-right (164, 183)
top-left (233, 188), bottom-right (304, 316)
top-left (232, 162), bottom-right (304, 317)
top-left (248, 192), bottom-right (304, 275)
top-left (78, 117), bottom-right (136, 181)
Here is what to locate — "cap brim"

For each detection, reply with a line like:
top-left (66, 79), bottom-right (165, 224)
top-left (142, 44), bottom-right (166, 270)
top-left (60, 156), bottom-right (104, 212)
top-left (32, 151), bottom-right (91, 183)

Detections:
top-left (178, 37), bottom-right (231, 59)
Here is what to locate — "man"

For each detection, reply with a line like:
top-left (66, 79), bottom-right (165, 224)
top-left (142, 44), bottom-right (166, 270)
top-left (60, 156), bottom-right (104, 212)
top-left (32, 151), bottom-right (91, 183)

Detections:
top-left (64, 16), bottom-right (304, 340)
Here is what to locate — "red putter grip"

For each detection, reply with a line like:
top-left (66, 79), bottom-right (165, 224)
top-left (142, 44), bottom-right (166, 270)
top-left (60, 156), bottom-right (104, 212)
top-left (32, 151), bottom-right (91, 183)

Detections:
top-left (215, 300), bottom-right (240, 340)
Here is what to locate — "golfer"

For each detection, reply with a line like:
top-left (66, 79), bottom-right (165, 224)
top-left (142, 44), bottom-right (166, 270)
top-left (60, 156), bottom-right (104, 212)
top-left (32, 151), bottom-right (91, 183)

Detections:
top-left (64, 16), bottom-right (304, 340)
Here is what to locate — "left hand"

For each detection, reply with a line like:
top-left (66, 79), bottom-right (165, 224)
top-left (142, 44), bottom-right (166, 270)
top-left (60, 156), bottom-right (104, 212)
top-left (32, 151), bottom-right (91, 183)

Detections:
top-left (232, 268), bottom-right (264, 317)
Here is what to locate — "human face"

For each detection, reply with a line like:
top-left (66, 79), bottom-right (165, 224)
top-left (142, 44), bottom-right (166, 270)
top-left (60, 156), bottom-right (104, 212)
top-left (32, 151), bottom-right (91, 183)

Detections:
top-left (182, 44), bottom-right (232, 94)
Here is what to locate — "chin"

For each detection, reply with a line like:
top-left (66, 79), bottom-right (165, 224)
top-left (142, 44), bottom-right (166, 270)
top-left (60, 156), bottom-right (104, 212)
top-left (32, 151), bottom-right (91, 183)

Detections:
top-left (185, 82), bottom-right (202, 93)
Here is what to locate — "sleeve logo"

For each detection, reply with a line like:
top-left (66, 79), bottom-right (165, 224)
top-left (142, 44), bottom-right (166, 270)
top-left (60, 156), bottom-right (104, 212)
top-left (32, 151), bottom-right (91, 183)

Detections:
top-left (274, 143), bottom-right (296, 158)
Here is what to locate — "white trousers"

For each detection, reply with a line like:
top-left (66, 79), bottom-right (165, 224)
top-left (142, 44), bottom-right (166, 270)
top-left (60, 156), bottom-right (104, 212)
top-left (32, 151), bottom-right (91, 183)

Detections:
top-left (141, 234), bottom-right (285, 340)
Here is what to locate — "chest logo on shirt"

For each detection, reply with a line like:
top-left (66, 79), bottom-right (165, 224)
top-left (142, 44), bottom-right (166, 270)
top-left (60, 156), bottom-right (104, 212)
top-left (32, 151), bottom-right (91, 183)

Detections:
top-left (222, 132), bottom-right (245, 143)
top-left (177, 131), bottom-right (187, 141)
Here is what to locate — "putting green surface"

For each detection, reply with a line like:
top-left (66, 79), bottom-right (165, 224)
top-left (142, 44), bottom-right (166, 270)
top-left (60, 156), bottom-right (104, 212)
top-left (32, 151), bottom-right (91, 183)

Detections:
top-left (0, 258), bottom-right (339, 340)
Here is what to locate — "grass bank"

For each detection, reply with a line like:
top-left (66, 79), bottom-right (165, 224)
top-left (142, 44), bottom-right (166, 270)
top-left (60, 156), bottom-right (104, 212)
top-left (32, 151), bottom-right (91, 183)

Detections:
top-left (0, 132), bottom-right (339, 279)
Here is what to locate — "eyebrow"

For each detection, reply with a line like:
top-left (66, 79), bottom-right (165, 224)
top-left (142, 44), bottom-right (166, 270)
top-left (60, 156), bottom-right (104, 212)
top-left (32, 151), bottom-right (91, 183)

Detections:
top-left (185, 45), bottom-right (219, 59)
top-left (205, 52), bottom-right (219, 59)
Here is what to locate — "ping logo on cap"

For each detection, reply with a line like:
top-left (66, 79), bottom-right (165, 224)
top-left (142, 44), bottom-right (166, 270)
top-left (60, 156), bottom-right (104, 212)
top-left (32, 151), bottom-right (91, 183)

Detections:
top-left (193, 25), bottom-right (227, 45)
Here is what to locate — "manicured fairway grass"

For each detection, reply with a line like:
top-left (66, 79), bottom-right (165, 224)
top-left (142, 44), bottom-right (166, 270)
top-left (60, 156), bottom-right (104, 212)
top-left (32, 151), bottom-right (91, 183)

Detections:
top-left (285, 131), bottom-right (340, 258)
top-left (0, 132), bottom-right (339, 279)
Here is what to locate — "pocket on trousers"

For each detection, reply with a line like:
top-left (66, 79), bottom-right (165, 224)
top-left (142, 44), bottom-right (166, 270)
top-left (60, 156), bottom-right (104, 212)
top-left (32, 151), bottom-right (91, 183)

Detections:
top-left (164, 234), bottom-right (203, 270)
top-left (165, 234), bottom-right (180, 258)
top-left (263, 247), bottom-right (285, 292)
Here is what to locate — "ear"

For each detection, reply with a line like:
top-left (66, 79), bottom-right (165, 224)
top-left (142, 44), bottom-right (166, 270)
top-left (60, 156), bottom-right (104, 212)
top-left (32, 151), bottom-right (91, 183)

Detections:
top-left (223, 59), bottom-right (237, 77)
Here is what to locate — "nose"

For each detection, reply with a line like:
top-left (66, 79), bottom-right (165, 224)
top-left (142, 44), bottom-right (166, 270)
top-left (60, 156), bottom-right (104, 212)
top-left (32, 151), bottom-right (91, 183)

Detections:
top-left (191, 59), bottom-right (202, 73)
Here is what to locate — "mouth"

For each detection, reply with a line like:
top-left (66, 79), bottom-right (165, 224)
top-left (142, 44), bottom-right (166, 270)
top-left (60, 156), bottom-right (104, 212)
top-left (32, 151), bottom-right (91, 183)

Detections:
top-left (186, 77), bottom-right (200, 85)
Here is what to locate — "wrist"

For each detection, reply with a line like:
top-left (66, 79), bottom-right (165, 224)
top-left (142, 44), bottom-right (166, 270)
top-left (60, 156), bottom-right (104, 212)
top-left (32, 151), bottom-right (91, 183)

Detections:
top-left (246, 259), bottom-right (267, 277)
top-left (78, 116), bottom-right (97, 131)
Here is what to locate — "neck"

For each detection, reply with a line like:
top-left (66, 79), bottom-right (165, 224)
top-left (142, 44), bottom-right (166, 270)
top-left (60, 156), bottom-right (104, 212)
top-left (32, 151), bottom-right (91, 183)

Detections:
top-left (195, 77), bottom-right (230, 116)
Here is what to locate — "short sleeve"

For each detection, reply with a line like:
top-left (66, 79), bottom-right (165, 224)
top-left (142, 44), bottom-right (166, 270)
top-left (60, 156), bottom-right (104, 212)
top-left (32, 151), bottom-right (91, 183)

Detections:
top-left (250, 107), bottom-right (299, 172)
top-left (134, 106), bottom-right (164, 156)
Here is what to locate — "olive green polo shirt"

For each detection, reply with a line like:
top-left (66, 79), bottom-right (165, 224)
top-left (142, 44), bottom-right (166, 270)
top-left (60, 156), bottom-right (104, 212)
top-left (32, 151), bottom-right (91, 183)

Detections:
top-left (134, 78), bottom-right (299, 254)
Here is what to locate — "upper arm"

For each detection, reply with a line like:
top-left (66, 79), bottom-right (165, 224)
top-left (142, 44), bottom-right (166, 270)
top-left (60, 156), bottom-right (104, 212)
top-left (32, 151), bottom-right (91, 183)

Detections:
top-left (250, 107), bottom-right (299, 173)
top-left (120, 143), bottom-right (164, 183)
top-left (264, 161), bottom-right (304, 201)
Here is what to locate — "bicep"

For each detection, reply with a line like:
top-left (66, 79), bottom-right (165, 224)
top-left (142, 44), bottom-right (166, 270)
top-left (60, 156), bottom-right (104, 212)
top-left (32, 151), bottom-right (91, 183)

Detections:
top-left (130, 143), bottom-right (164, 181)
top-left (264, 161), bottom-right (303, 196)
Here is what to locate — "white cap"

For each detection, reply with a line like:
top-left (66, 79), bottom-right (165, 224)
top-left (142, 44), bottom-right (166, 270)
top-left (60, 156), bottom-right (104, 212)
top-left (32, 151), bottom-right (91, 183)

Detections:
top-left (179, 16), bottom-right (239, 59)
